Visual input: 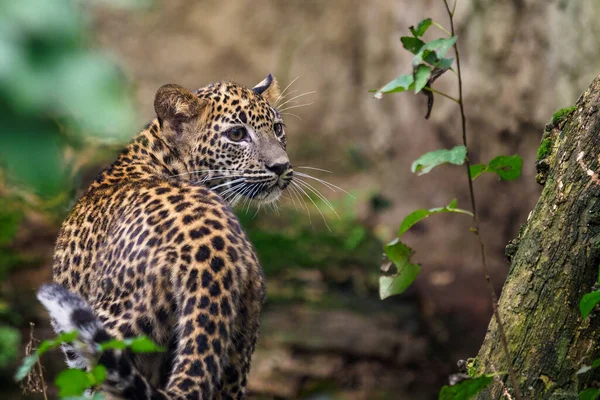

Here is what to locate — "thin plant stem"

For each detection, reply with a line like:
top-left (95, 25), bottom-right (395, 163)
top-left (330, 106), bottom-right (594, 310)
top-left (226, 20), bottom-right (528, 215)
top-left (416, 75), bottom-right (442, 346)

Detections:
top-left (432, 21), bottom-right (452, 36)
top-left (442, 1), bottom-right (523, 399)
top-left (29, 323), bottom-right (48, 400)
top-left (423, 86), bottom-right (459, 103)
top-left (37, 359), bottom-right (48, 400)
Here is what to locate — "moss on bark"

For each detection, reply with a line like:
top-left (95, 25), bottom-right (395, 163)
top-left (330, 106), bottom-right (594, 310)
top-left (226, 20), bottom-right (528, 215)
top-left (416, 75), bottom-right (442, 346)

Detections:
top-left (474, 75), bottom-right (600, 399)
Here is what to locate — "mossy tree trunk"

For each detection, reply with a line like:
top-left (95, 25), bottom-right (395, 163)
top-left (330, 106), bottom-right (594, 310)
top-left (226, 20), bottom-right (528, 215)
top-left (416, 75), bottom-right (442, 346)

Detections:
top-left (474, 75), bottom-right (600, 399)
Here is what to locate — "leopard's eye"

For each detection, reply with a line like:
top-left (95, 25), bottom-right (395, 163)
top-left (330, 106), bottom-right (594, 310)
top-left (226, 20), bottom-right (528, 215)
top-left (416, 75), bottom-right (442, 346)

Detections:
top-left (226, 127), bottom-right (247, 142)
top-left (273, 123), bottom-right (284, 136)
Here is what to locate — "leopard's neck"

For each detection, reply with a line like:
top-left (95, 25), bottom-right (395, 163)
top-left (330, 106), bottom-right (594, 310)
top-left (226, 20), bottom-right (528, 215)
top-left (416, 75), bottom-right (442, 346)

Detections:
top-left (90, 119), bottom-right (190, 191)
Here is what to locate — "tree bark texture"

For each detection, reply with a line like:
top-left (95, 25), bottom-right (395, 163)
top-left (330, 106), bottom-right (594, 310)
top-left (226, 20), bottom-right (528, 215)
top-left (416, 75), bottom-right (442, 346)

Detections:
top-left (475, 74), bottom-right (600, 399)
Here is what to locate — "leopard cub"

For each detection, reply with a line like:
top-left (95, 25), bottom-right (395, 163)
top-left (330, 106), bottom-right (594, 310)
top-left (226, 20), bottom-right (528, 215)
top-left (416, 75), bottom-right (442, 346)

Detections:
top-left (38, 74), bottom-right (293, 399)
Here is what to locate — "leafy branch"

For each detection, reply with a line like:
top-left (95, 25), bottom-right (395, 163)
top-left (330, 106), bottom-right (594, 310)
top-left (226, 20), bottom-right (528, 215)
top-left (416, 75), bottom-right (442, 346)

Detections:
top-left (15, 331), bottom-right (164, 399)
top-left (440, 1), bottom-right (522, 398)
top-left (372, 1), bottom-right (524, 398)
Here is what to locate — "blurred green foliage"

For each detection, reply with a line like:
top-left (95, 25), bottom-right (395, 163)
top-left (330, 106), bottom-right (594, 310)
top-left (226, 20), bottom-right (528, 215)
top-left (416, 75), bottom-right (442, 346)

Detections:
top-left (0, 198), bottom-right (23, 247)
top-left (0, 0), bottom-right (145, 390)
top-left (0, 0), bottom-right (138, 199)
top-left (0, 326), bottom-right (20, 369)
top-left (237, 195), bottom-right (384, 314)
top-left (239, 196), bottom-right (380, 278)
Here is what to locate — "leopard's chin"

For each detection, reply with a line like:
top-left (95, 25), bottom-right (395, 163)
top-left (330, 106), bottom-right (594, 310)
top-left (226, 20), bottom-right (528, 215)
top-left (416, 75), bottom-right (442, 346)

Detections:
top-left (228, 185), bottom-right (282, 207)
top-left (254, 186), bottom-right (282, 205)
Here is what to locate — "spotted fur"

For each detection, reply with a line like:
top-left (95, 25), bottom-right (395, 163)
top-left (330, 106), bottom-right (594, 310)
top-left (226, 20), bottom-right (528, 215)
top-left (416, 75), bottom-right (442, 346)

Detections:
top-left (43, 75), bottom-right (293, 399)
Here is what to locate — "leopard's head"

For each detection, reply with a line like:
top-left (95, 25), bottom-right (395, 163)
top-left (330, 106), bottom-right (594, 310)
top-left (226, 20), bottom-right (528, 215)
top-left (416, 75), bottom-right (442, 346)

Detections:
top-left (154, 75), bottom-right (292, 205)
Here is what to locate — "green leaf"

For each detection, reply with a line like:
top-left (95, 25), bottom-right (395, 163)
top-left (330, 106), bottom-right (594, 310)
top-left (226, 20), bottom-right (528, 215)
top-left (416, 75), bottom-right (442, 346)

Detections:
top-left (90, 364), bottom-right (107, 385)
top-left (577, 365), bottom-right (593, 375)
top-left (129, 336), bottom-right (165, 353)
top-left (56, 369), bottom-right (93, 396)
top-left (411, 146), bottom-right (467, 175)
top-left (469, 164), bottom-right (487, 181)
top-left (98, 336), bottom-right (165, 353)
top-left (487, 155), bottom-right (523, 180)
top-left (439, 374), bottom-right (494, 400)
top-left (580, 388), bottom-right (600, 400)
top-left (410, 18), bottom-right (432, 37)
top-left (380, 239), bottom-right (421, 299)
top-left (580, 291), bottom-right (600, 319)
top-left (424, 36), bottom-right (458, 58)
top-left (437, 57), bottom-right (454, 69)
top-left (414, 64), bottom-right (432, 94)
top-left (374, 74), bottom-right (415, 98)
top-left (397, 199), bottom-right (472, 237)
top-left (97, 338), bottom-right (128, 352)
top-left (62, 394), bottom-right (106, 400)
top-left (576, 359), bottom-right (600, 375)
top-left (421, 50), bottom-right (439, 66)
top-left (15, 331), bottom-right (78, 381)
top-left (401, 36), bottom-right (426, 54)
top-left (412, 37), bottom-right (457, 67)
top-left (469, 156), bottom-right (523, 181)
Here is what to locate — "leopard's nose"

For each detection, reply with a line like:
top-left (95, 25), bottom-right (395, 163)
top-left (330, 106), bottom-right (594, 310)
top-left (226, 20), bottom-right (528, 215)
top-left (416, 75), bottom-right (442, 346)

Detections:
top-left (266, 162), bottom-right (290, 176)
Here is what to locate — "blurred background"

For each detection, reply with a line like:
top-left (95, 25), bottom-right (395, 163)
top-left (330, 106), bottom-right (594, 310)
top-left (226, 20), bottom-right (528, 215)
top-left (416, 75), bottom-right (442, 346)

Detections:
top-left (1, 0), bottom-right (599, 399)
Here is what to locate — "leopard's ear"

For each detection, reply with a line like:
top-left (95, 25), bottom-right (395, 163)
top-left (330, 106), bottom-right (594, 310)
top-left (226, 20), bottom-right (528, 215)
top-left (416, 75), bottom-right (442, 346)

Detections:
top-left (252, 74), bottom-right (280, 105)
top-left (154, 84), bottom-right (205, 122)
top-left (154, 84), bottom-right (206, 142)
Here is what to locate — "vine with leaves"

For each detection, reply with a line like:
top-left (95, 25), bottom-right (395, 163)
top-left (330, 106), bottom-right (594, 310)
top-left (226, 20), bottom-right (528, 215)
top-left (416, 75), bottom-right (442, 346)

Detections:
top-left (372, 1), bottom-right (524, 399)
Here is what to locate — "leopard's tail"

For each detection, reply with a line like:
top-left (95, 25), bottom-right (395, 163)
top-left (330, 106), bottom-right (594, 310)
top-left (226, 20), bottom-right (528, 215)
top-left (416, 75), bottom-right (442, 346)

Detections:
top-left (37, 283), bottom-right (112, 370)
top-left (37, 283), bottom-right (162, 398)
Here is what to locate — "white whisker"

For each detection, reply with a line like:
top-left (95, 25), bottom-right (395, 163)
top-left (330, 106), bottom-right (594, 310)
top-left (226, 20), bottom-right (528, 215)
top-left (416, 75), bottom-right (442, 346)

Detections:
top-left (211, 178), bottom-right (245, 192)
top-left (279, 102), bottom-right (314, 112)
top-left (288, 183), bottom-right (310, 223)
top-left (276, 91), bottom-right (316, 109)
top-left (294, 172), bottom-right (355, 198)
top-left (295, 178), bottom-right (340, 220)
top-left (238, 186), bottom-right (252, 210)
top-left (246, 183), bottom-right (266, 214)
top-left (285, 185), bottom-right (299, 211)
top-left (252, 203), bottom-right (262, 219)
top-left (292, 181), bottom-right (331, 231)
top-left (222, 184), bottom-right (244, 203)
top-left (274, 77), bottom-right (300, 106)
top-left (221, 181), bottom-right (247, 203)
top-left (295, 166), bottom-right (333, 174)
top-left (242, 183), bottom-right (260, 213)
top-left (172, 168), bottom-right (242, 178)
top-left (274, 90), bottom-right (298, 108)
top-left (281, 112), bottom-right (302, 121)
top-left (230, 187), bottom-right (247, 206)
top-left (200, 174), bottom-right (245, 184)
top-left (236, 183), bottom-right (256, 208)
